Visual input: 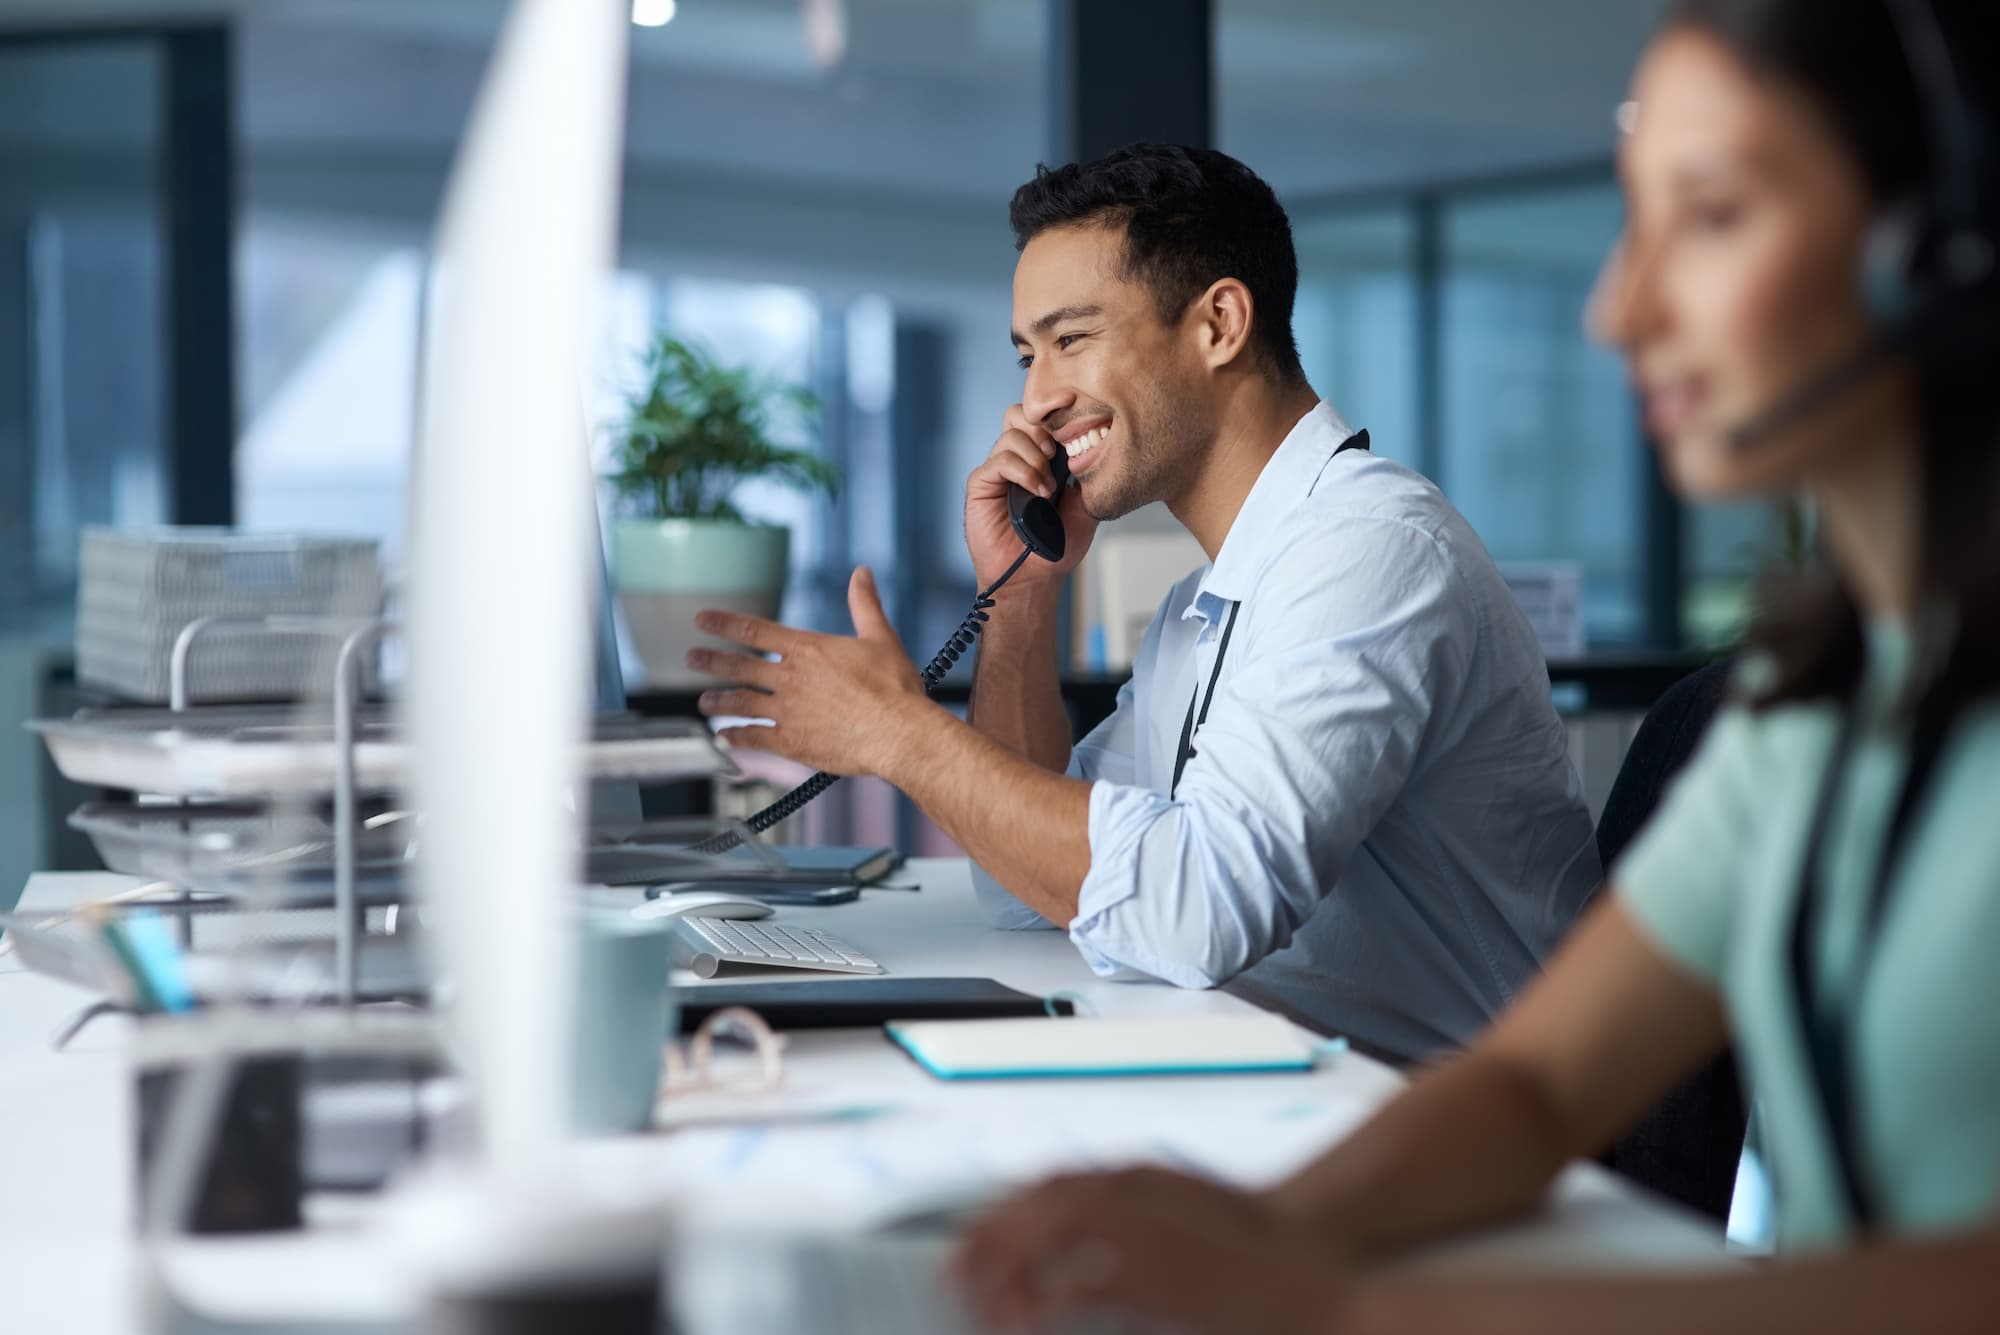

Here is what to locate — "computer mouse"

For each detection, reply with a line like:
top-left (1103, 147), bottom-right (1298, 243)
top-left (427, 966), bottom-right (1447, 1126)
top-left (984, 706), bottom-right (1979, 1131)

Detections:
top-left (630, 891), bottom-right (774, 922)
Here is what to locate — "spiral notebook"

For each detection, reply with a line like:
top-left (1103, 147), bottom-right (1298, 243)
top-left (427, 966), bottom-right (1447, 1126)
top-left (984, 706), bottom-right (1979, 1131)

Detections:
top-left (885, 1013), bottom-right (1318, 1081)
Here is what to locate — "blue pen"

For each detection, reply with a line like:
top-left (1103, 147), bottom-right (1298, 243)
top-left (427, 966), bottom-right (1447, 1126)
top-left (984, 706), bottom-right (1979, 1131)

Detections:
top-left (115, 909), bottom-right (198, 1013)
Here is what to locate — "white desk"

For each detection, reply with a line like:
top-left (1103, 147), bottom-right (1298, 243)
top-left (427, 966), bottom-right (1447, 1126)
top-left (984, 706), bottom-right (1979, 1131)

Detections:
top-left (0, 862), bottom-right (1730, 1333)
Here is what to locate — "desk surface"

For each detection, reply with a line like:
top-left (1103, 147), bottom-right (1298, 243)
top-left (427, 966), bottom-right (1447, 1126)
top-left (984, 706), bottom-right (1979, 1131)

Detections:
top-left (0, 863), bottom-right (1730, 1333)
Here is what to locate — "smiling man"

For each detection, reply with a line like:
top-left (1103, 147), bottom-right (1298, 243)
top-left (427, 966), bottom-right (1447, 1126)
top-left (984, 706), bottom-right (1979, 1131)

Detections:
top-left (691, 145), bottom-right (1601, 1061)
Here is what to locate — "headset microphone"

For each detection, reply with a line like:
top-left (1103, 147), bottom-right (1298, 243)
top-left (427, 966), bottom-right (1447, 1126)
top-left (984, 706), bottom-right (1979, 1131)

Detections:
top-left (1727, 0), bottom-right (1998, 455)
top-left (1724, 334), bottom-right (1895, 453)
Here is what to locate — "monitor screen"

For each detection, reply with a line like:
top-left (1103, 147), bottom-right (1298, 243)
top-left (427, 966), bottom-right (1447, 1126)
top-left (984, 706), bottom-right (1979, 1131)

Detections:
top-left (589, 461), bottom-right (644, 832)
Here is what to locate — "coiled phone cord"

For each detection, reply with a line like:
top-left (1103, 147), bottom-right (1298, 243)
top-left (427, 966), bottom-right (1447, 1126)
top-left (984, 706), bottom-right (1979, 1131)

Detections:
top-left (685, 545), bottom-right (1036, 855)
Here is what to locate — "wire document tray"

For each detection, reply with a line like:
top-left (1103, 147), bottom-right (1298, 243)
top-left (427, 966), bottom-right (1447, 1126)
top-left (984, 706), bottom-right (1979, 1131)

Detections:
top-left (30, 709), bottom-right (734, 799)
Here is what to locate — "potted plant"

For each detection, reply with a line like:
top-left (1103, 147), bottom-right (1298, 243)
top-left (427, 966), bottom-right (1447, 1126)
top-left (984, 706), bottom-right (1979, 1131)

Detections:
top-left (606, 335), bottom-right (839, 687)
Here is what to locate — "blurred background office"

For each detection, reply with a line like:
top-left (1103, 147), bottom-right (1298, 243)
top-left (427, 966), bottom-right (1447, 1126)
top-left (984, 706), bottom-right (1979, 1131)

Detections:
top-left (0, 0), bottom-right (1777, 909)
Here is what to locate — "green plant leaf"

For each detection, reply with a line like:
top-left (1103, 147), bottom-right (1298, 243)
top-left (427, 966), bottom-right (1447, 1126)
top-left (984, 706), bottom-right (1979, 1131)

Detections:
top-left (605, 334), bottom-right (840, 523)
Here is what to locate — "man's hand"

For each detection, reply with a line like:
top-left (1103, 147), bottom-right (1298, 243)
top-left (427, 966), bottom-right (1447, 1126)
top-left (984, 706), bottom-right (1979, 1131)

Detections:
top-left (690, 566), bottom-right (936, 777)
top-left (952, 1167), bottom-right (1358, 1334)
top-left (965, 404), bottom-right (1100, 592)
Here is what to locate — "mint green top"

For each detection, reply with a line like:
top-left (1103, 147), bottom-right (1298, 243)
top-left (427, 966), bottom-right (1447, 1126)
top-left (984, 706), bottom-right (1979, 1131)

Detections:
top-left (1616, 626), bottom-right (2000, 1249)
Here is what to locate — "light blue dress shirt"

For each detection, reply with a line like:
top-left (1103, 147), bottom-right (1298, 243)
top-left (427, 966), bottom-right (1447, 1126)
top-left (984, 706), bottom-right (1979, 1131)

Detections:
top-left (972, 402), bottom-right (1602, 1061)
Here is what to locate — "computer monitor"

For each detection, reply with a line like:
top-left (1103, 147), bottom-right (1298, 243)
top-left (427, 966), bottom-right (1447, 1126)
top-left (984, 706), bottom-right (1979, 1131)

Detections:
top-left (588, 508), bottom-right (644, 832)
top-left (402, 0), bottom-right (630, 1161)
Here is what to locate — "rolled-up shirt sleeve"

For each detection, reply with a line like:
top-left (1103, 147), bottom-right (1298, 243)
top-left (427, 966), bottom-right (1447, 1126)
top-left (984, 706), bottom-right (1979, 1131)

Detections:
top-left (969, 616), bottom-right (1151, 930)
top-left (1070, 519), bottom-right (1475, 988)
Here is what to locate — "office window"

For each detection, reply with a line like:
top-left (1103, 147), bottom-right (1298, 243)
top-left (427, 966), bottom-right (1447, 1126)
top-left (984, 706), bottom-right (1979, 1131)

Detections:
top-left (235, 218), bottom-right (1024, 687)
top-left (235, 216), bottom-right (424, 558)
top-left (1217, 2), bottom-right (1653, 200)
top-left (0, 39), bottom-right (169, 635)
top-left (1440, 184), bottom-right (1639, 649)
top-left (1, 34), bottom-right (180, 911)
top-left (238, 234), bottom-right (838, 604)
top-left (650, 276), bottom-right (833, 629)
top-left (1687, 500), bottom-right (1787, 650)
top-left (1291, 208), bottom-right (1422, 469)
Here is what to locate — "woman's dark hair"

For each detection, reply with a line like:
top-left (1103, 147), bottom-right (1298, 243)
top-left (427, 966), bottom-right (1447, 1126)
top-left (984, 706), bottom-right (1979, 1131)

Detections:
top-left (1008, 144), bottom-right (1306, 384)
top-left (1668, 0), bottom-right (2000, 718)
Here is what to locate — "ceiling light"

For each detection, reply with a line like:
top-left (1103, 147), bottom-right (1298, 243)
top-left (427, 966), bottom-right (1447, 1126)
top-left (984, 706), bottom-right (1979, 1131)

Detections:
top-left (632, 0), bottom-right (676, 27)
top-left (803, 0), bottom-right (846, 68)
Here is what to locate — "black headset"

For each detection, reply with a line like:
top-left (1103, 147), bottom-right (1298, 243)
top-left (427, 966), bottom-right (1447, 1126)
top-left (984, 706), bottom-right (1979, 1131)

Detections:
top-left (1732, 0), bottom-right (1999, 449)
top-left (1869, 2), bottom-right (1997, 327)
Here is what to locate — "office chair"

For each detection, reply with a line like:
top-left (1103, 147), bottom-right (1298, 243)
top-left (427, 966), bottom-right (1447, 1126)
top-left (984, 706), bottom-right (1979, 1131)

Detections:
top-left (1593, 658), bottom-right (1748, 1224)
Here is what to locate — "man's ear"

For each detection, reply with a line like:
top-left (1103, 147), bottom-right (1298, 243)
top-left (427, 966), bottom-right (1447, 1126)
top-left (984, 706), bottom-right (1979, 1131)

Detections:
top-left (1188, 278), bottom-right (1255, 371)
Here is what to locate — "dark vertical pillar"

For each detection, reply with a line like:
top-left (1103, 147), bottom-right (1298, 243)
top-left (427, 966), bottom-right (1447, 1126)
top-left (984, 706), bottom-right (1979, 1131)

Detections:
top-left (890, 321), bottom-right (948, 853)
top-left (161, 26), bottom-right (236, 526)
top-left (807, 305), bottom-right (856, 841)
top-left (0, 225), bottom-right (32, 612)
top-left (1044, 0), bottom-right (1211, 679)
top-left (816, 305), bottom-right (855, 618)
top-left (1642, 425), bottom-right (1685, 649)
top-left (1413, 194), bottom-right (1445, 485)
top-left (889, 323), bottom-right (944, 643)
top-left (1049, 0), bottom-right (1212, 163)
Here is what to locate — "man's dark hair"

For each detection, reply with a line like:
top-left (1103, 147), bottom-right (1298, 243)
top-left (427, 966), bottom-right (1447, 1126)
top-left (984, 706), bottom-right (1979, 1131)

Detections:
top-left (1008, 144), bottom-right (1304, 382)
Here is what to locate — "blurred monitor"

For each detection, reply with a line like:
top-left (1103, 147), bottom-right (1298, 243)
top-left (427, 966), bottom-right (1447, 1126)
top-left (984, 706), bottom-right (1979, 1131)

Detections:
top-left (589, 447), bottom-right (644, 832)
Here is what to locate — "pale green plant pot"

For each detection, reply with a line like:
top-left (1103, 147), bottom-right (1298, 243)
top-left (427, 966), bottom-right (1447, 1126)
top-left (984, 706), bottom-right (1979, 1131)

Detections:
top-left (612, 519), bottom-right (790, 689)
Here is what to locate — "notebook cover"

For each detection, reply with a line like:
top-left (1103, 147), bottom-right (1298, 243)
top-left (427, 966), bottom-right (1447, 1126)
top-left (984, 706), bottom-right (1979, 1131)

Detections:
top-left (755, 846), bottom-right (901, 883)
top-left (649, 846), bottom-right (903, 890)
top-left (675, 976), bottom-right (1068, 1034)
top-left (885, 1014), bottom-right (1316, 1080)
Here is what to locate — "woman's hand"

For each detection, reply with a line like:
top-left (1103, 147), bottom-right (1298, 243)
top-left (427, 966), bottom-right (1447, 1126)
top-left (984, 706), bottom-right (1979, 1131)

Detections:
top-left (951, 1166), bottom-right (1360, 1334)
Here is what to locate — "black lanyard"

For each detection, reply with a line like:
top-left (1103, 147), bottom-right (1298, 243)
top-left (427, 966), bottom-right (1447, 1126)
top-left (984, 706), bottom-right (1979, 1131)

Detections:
top-left (1785, 689), bottom-right (1953, 1231)
top-left (1171, 600), bottom-right (1239, 798)
top-left (1168, 428), bottom-right (1370, 799)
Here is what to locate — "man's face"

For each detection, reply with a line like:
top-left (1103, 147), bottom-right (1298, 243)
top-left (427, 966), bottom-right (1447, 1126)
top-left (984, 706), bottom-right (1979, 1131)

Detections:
top-left (1010, 224), bottom-right (1214, 520)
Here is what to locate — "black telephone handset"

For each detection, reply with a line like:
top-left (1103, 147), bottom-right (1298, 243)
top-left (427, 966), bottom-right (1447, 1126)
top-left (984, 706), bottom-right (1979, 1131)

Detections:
top-left (1006, 446), bottom-right (1070, 562)
top-left (682, 440), bottom-right (1074, 859)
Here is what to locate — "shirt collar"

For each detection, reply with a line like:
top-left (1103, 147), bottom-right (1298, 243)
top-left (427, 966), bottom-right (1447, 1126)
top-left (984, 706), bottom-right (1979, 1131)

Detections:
top-left (1190, 400), bottom-right (1358, 613)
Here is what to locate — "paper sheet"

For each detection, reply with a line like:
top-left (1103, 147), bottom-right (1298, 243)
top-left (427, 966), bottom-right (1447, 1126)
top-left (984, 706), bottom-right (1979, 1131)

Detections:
top-left (641, 1089), bottom-right (1375, 1229)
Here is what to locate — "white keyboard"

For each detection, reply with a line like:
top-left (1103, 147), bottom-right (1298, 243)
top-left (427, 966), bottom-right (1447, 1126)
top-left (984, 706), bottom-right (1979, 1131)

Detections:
top-left (670, 917), bottom-right (886, 978)
top-left (669, 1233), bottom-right (1147, 1334)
